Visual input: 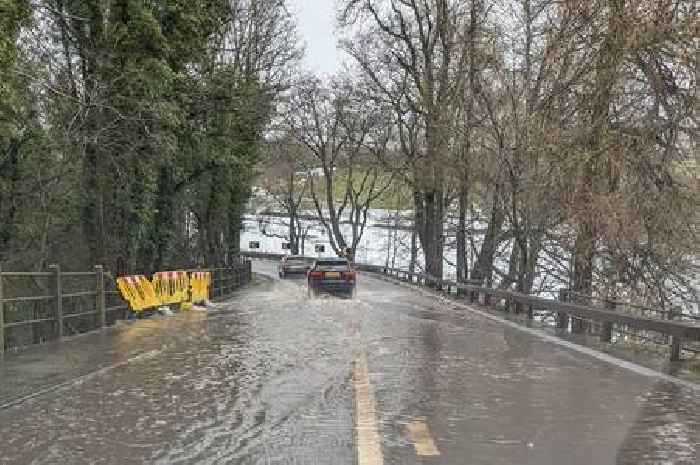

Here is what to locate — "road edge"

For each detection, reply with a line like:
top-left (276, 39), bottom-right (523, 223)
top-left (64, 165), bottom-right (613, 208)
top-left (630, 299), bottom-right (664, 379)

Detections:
top-left (367, 272), bottom-right (700, 393)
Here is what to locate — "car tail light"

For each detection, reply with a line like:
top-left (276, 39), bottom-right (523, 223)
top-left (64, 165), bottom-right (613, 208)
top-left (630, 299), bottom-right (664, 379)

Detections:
top-left (309, 271), bottom-right (323, 279)
top-left (342, 271), bottom-right (356, 281)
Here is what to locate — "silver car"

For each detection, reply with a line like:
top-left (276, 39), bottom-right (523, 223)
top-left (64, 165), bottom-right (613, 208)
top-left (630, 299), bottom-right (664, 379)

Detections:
top-left (278, 256), bottom-right (313, 278)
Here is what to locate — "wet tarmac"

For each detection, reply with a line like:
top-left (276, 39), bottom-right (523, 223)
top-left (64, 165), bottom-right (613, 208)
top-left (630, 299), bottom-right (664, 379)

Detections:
top-left (0, 261), bottom-right (698, 464)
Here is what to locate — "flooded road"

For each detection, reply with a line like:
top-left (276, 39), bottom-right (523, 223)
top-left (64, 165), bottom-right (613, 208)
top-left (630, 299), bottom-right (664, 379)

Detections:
top-left (1, 261), bottom-right (698, 464)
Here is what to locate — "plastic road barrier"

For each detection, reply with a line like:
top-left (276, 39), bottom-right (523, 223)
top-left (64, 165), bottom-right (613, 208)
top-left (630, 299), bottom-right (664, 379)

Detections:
top-left (116, 275), bottom-right (160, 312)
top-left (153, 271), bottom-right (189, 306)
top-left (190, 271), bottom-right (211, 304)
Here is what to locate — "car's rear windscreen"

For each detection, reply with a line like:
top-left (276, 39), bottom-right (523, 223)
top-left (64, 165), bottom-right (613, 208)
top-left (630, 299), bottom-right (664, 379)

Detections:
top-left (315, 261), bottom-right (349, 271)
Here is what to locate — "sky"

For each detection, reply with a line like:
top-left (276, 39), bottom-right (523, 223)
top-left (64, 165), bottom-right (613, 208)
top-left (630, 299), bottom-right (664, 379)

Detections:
top-left (288, 0), bottom-right (341, 76)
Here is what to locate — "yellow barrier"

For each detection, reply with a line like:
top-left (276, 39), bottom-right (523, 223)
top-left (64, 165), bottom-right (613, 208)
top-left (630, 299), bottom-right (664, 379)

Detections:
top-left (116, 276), bottom-right (160, 312)
top-left (117, 270), bottom-right (210, 312)
top-left (152, 271), bottom-right (189, 306)
top-left (190, 271), bottom-right (211, 304)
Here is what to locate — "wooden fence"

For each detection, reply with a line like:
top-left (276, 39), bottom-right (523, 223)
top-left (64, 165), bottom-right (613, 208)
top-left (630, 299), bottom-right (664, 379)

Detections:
top-left (0, 261), bottom-right (252, 354)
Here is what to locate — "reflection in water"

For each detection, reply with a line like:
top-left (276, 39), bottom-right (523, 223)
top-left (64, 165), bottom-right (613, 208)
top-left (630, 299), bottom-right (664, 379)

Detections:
top-left (0, 265), bottom-right (698, 465)
top-left (616, 380), bottom-right (698, 464)
top-left (503, 326), bottom-right (533, 360)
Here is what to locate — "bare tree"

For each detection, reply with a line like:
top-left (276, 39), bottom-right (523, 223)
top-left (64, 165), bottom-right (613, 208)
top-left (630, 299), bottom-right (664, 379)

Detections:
top-left (259, 136), bottom-right (310, 255)
top-left (285, 77), bottom-right (393, 259)
top-left (340, 0), bottom-right (476, 278)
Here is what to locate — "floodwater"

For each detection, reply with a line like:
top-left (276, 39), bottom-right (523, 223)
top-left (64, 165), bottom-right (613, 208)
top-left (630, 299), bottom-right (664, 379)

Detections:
top-left (0, 261), bottom-right (698, 464)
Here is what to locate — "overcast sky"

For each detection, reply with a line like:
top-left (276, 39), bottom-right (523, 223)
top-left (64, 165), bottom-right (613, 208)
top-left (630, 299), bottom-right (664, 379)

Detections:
top-left (289, 0), bottom-right (341, 76)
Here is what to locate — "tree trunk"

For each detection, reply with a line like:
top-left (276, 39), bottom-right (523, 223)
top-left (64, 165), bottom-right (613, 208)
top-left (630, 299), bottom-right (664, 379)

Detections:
top-left (525, 234), bottom-right (542, 294)
top-left (456, 185), bottom-right (468, 282)
top-left (415, 188), bottom-right (444, 279)
top-left (573, 216), bottom-right (595, 295)
top-left (289, 205), bottom-right (299, 255)
top-left (149, 166), bottom-right (176, 272)
top-left (0, 138), bottom-right (22, 262)
top-left (409, 220), bottom-right (418, 274)
top-left (82, 143), bottom-right (105, 267)
top-left (573, 0), bottom-right (625, 298)
top-left (500, 240), bottom-right (519, 290)
top-left (471, 185), bottom-right (504, 285)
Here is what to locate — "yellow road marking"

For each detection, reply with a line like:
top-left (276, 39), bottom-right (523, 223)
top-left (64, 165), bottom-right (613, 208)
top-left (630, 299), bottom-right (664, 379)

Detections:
top-left (354, 351), bottom-right (384, 465)
top-left (406, 419), bottom-right (441, 456)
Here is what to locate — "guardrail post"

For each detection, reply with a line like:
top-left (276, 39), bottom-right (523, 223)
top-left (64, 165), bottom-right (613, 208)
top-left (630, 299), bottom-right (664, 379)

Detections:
top-left (668, 307), bottom-right (682, 361)
top-left (570, 293), bottom-right (591, 333)
top-left (600, 301), bottom-right (614, 343)
top-left (556, 289), bottom-right (570, 329)
top-left (669, 337), bottom-right (682, 362)
top-left (515, 300), bottom-right (523, 315)
top-left (49, 264), bottom-right (63, 339)
top-left (0, 264), bottom-right (4, 355)
top-left (95, 265), bottom-right (106, 328)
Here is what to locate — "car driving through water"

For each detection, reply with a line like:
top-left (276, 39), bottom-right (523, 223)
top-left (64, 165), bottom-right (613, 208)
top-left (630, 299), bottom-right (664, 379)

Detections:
top-left (278, 255), bottom-right (313, 278)
top-left (307, 257), bottom-right (356, 298)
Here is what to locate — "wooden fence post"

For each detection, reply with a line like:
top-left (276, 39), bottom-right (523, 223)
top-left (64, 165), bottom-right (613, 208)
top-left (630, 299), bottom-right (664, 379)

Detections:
top-left (49, 264), bottom-right (63, 339)
top-left (0, 264), bottom-right (4, 355)
top-left (95, 265), bottom-right (106, 328)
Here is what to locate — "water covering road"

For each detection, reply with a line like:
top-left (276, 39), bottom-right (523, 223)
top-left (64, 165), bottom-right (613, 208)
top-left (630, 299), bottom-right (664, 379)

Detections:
top-left (1, 261), bottom-right (698, 464)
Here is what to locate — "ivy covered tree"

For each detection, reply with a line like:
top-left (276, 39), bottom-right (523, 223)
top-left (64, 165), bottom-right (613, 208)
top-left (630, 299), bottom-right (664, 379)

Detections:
top-left (0, 0), bottom-right (301, 272)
